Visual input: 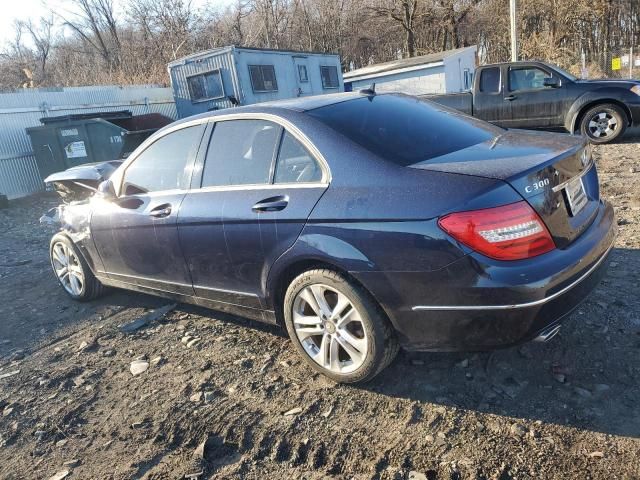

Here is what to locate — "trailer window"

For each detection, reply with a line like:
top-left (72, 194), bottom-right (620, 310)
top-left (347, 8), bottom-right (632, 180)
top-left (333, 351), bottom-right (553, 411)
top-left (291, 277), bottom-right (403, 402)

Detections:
top-left (479, 67), bottom-right (500, 93)
top-left (298, 65), bottom-right (309, 83)
top-left (320, 66), bottom-right (339, 89)
top-left (187, 70), bottom-right (225, 102)
top-left (249, 65), bottom-right (278, 92)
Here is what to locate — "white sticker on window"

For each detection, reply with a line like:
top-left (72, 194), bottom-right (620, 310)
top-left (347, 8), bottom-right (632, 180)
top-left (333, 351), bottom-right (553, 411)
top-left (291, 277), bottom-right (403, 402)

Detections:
top-left (64, 141), bottom-right (87, 158)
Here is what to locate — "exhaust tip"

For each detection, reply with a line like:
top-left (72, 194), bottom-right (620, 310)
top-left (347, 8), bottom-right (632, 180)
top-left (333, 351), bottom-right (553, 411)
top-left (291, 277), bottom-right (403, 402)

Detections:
top-left (533, 324), bottom-right (561, 343)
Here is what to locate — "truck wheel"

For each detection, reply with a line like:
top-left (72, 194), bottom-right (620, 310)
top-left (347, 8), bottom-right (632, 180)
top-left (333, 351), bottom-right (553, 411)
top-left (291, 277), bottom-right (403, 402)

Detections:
top-left (579, 104), bottom-right (626, 144)
top-left (283, 269), bottom-right (399, 384)
top-left (50, 234), bottom-right (107, 301)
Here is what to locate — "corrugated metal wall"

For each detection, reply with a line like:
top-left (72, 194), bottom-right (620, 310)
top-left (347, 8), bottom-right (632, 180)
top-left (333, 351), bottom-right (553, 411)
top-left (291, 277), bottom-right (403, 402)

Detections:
top-left (169, 47), bottom-right (239, 118)
top-left (0, 85), bottom-right (177, 199)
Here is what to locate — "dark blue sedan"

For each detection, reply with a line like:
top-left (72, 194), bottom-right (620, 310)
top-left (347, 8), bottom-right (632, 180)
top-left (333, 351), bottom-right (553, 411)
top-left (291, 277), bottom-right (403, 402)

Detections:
top-left (49, 92), bottom-right (615, 383)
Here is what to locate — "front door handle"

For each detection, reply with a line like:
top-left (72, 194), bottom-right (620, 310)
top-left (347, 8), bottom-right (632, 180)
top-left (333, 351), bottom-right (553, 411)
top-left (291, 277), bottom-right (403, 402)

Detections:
top-left (149, 204), bottom-right (172, 218)
top-left (252, 195), bottom-right (289, 212)
top-left (505, 94), bottom-right (517, 101)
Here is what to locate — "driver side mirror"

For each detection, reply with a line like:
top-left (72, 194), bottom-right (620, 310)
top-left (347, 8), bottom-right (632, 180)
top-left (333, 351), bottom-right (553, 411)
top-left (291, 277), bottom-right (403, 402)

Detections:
top-left (97, 179), bottom-right (116, 200)
top-left (543, 77), bottom-right (560, 88)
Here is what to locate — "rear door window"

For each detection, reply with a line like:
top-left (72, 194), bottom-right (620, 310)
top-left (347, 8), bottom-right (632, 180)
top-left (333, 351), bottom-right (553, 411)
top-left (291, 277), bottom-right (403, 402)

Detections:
top-left (201, 120), bottom-right (281, 187)
top-left (479, 67), bottom-right (501, 93)
top-left (306, 94), bottom-right (500, 166)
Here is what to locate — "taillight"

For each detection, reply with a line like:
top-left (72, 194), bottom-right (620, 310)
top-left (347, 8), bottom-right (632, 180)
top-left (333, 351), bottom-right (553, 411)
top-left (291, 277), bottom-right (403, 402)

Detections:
top-left (438, 201), bottom-right (555, 261)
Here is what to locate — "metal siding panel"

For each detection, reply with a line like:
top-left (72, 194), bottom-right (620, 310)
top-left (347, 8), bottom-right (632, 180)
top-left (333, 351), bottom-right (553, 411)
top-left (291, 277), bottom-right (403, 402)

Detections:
top-left (0, 85), bottom-right (176, 199)
top-left (350, 66), bottom-right (446, 95)
top-left (169, 49), bottom-right (237, 118)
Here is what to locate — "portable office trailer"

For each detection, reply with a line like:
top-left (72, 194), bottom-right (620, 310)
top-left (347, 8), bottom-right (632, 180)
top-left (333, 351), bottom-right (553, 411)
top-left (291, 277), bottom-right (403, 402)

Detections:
top-left (344, 46), bottom-right (477, 95)
top-left (168, 46), bottom-right (343, 118)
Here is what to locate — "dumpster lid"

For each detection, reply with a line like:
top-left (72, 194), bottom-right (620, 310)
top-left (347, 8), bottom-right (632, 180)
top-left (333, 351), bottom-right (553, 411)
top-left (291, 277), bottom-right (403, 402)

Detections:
top-left (39, 110), bottom-right (133, 125)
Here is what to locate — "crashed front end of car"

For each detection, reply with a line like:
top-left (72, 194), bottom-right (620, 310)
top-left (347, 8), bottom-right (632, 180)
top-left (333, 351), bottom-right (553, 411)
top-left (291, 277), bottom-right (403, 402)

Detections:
top-left (40, 160), bottom-right (122, 226)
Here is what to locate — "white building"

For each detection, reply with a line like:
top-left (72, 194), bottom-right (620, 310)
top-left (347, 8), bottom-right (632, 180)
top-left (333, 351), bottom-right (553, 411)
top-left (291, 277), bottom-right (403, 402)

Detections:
top-left (344, 46), bottom-right (477, 95)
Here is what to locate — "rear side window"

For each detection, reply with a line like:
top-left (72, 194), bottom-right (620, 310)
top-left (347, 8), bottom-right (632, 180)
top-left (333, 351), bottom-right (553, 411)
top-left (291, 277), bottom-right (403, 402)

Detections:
top-left (202, 120), bottom-right (281, 187)
top-left (479, 67), bottom-right (500, 93)
top-left (306, 95), bottom-right (500, 167)
top-left (122, 125), bottom-right (203, 195)
top-left (274, 132), bottom-right (322, 183)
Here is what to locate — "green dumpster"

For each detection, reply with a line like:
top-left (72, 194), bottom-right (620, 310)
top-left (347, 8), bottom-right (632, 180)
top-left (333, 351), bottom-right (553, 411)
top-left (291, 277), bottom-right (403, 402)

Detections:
top-left (26, 110), bottom-right (173, 180)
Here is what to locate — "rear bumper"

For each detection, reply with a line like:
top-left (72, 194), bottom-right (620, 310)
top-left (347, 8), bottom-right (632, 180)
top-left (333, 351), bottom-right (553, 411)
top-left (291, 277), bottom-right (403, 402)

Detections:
top-left (352, 200), bottom-right (616, 351)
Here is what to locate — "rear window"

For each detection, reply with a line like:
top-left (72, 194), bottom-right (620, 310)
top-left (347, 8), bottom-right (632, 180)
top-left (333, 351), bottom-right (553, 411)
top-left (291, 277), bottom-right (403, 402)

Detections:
top-left (306, 95), bottom-right (501, 166)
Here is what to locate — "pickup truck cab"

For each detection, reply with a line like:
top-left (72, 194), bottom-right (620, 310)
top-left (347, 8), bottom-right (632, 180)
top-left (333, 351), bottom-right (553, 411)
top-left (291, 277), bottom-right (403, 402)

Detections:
top-left (428, 61), bottom-right (640, 143)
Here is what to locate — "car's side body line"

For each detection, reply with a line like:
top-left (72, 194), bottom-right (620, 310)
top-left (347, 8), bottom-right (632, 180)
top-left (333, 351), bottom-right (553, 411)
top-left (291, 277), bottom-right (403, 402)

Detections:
top-left (411, 239), bottom-right (613, 311)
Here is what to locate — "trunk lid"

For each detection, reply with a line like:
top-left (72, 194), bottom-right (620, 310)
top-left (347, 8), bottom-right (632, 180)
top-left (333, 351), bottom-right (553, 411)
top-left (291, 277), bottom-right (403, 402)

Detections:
top-left (410, 129), bottom-right (599, 248)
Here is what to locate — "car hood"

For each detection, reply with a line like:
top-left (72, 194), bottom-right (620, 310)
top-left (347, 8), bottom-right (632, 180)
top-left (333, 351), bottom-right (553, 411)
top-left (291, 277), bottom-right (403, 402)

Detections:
top-left (44, 160), bottom-right (122, 202)
top-left (574, 79), bottom-right (640, 88)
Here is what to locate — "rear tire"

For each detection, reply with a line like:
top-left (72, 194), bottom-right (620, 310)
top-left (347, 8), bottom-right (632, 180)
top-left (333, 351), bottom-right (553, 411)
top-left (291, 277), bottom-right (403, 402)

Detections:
top-left (283, 269), bottom-right (399, 384)
top-left (579, 103), bottom-right (626, 144)
top-left (50, 234), bottom-right (107, 301)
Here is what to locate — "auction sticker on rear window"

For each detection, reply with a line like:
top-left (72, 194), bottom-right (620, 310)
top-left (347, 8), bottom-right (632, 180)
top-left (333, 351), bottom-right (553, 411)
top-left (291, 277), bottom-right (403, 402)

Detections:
top-left (565, 176), bottom-right (588, 216)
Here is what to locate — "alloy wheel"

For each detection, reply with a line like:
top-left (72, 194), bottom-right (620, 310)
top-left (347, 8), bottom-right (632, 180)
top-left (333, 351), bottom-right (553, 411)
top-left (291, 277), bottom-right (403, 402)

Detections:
top-left (292, 283), bottom-right (369, 374)
top-left (51, 241), bottom-right (85, 296)
top-left (588, 111), bottom-right (618, 138)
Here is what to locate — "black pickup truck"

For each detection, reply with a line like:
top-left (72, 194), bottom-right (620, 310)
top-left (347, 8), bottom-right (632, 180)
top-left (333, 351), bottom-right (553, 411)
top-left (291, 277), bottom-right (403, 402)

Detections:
top-left (427, 61), bottom-right (640, 143)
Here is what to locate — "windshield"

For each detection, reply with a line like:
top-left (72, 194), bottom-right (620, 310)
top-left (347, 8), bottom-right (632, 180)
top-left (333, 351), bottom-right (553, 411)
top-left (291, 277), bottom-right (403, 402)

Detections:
top-left (306, 94), bottom-right (503, 167)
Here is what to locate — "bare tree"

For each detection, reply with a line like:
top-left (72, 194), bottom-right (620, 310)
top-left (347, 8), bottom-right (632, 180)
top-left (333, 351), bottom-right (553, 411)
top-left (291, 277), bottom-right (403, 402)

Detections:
top-left (371, 0), bottom-right (421, 57)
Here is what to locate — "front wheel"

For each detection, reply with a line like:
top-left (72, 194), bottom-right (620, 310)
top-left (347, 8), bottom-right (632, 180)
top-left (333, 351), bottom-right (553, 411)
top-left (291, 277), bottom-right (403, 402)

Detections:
top-left (50, 234), bottom-right (107, 301)
top-left (579, 104), bottom-right (627, 144)
top-left (283, 269), bottom-right (398, 383)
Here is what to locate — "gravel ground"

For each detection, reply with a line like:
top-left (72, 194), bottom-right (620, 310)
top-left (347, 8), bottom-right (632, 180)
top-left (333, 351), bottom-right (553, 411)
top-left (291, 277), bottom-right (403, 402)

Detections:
top-left (0, 133), bottom-right (639, 480)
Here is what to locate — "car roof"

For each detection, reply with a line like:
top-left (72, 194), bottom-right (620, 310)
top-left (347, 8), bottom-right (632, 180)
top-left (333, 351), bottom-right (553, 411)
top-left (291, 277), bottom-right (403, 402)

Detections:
top-left (169, 91), bottom-right (373, 129)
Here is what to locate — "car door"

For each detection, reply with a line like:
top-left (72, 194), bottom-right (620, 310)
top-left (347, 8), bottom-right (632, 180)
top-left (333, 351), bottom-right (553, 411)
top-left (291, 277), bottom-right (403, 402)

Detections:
top-left (90, 122), bottom-right (207, 295)
top-left (502, 65), bottom-right (566, 128)
top-left (178, 117), bottom-right (329, 311)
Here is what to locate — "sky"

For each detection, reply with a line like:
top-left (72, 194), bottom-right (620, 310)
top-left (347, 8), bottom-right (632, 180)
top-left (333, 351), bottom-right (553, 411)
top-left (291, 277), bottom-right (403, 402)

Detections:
top-left (0, 0), bottom-right (233, 47)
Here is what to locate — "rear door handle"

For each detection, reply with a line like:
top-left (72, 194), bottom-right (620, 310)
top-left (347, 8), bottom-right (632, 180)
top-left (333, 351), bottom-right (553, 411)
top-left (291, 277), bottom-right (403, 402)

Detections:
top-left (252, 195), bottom-right (289, 212)
top-left (149, 204), bottom-right (172, 218)
top-left (505, 94), bottom-right (517, 101)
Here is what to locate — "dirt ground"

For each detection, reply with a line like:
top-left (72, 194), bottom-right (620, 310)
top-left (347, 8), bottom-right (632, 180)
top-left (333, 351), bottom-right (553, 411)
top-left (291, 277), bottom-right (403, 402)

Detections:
top-left (1, 133), bottom-right (639, 480)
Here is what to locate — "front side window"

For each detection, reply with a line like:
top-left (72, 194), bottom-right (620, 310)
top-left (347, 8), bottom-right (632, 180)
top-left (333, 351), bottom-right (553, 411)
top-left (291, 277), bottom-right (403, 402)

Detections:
top-left (187, 70), bottom-right (224, 102)
top-left (307, 94), bottom-right (501, 167)
top-left (248, 65), bottom-right (278, 92)
top-left (122, 125), bottom-right (203, 195)
top-left (509, 67), bottom-right (552, 91)
top-left (479, 67), bottom-right (500, 93)
top-left (320, 66), bottom-right (339, 89)
top-left (202, 120), bottom-right (281, 187)
top-left (274, 132), bottom-right (322, 183)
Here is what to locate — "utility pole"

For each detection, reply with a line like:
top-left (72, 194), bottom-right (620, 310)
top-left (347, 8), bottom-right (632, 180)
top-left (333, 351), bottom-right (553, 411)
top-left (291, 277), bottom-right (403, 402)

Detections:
top-left (510, 0), bottom-right (518, 62)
